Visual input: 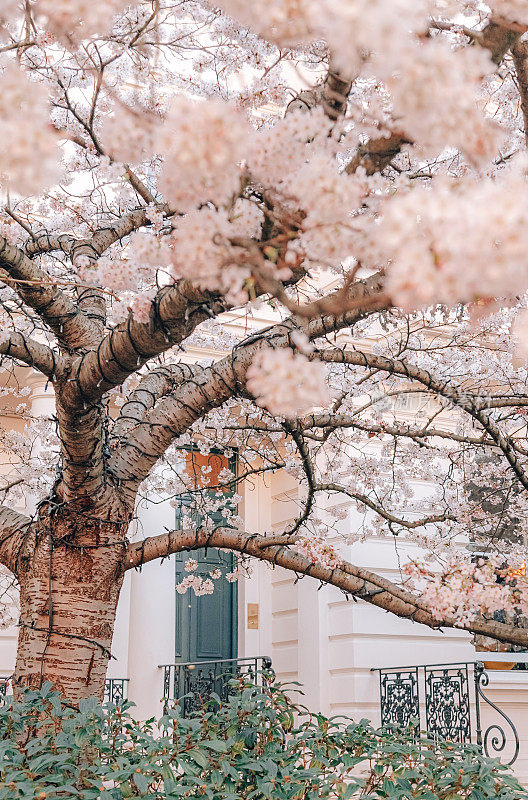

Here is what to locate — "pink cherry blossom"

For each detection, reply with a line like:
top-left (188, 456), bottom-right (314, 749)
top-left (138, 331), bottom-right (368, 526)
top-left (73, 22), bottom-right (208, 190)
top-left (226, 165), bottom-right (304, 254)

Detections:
top-left (157, 97), bottom-right (251, 211)
top-left (35, 0), bottom-right (133, 40)
top-left (0, 62), bottom-right (62, 196)
top-left (247, 348), bottom-right (330, 418)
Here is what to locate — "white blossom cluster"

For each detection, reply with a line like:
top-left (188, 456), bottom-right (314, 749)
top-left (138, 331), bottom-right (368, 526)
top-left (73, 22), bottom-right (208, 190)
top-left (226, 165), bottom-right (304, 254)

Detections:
top-left (248, 107), bottom-right (332, 186)
top-left (100, 106), bottom-right (160, 166)
top-left (0, 0), bottom-right (18, 30)
top-left (488, 0), bottom-right (528, 23)
top-left (383, 39), bottom-right (501, 165)
top-left (35, 0), bottom-right (133, 40)
top-left (214, 0), bottom-right (431, 77)
top-left (285, 154), bottom-right (363, 266)
top-left (404, 556), bottom-right (528, 625)
top-left (158, 97), bottom-right (251, 211)
top-left (370, 167), bottom-right (528, 310)
top-left (295, 535), bottom-right (342, 570)
top-left (0, 62), bottom-right (62, 196)
top-left (310, 0), bottom-right (432, 77)
top-left (211, 0), bottom-right (312, 48)
top-left (176, 574), bottom-right (215, 596)
top-left (246, 348), bottom-right (330, 417)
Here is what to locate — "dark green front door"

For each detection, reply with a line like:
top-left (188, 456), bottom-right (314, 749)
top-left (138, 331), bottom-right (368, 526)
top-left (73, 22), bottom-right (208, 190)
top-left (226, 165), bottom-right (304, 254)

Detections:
top-left (175, 548), bottom-right (237, 663)
top-left (174, 448), bottom-right (238, 664)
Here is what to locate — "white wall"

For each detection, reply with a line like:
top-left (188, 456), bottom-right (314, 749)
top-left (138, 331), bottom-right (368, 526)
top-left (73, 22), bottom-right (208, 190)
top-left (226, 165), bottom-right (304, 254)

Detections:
top-left (122, 497), bottom-right (177, 720)
top-left (259, 475), bottom-right (528, 784)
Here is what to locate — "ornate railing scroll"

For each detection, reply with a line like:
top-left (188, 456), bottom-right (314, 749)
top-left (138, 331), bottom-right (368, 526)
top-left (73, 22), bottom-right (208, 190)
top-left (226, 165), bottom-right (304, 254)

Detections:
top-left (374, 661), bottom-right (520, 766)
top-left (104, 678), bottom-right (129, 705)
top-left (474, 661), bottom-right (519, 766)
top-left (424, 664), bottom-right (471, 743)
top-left (379, 668), bottom-right (419, 729)
top-left (0, 675), bottom-right (12, 702)
top-left (160, 656), bottom-right (274, 716)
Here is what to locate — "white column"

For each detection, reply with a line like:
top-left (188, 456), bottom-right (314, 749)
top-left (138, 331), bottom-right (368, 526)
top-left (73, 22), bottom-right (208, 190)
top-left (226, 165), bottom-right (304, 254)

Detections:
top-left (297, 579), bottom-right (330, 714)
top-left (126, 497), bottom-right (176, 720)
top-left (107, 570), bottom-right (131, 681)
top-left (239, 474), bottom-right (273, 660)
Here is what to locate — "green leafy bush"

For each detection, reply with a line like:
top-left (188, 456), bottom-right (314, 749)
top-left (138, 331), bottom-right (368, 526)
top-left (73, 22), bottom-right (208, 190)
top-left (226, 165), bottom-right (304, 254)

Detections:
top-left (0, 679), bottom-right (526, 799)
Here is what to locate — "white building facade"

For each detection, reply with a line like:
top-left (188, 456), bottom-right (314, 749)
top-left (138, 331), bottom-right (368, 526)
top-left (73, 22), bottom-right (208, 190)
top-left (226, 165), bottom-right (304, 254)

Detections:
top-left (1, 347), bottom-right (528, 782)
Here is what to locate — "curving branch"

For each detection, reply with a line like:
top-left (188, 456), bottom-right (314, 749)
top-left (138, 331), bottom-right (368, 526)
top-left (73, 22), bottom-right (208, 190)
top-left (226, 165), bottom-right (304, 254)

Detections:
top-left (0, 236), bottom-right (98, 349)
top-left (61, 282), bottom-right (227, 408)
top-left (65, 269), bottom-right (387, 411)
top-left (122, 527), bottom-right (528, 648)
top-left (282, 422), bottom-right (317, 538)
top-left (110, 362), bottom-right (195, 442)
top-left (0, 331), bottom-right (62, 377)
top-left (299, 414), bottom-right (506, 449)
top-left (24, 208), bottom-right (161, 342)
top-left (0, 505), bottom-right (32, 577)
top-left (24, 207), bottom-right (153, 261)
top-left (317, 482), bottom-right (455, 529)
top-left (108, 273), bottom-right (388, 501)
top-left (315, 348), bottom-right (528, 493)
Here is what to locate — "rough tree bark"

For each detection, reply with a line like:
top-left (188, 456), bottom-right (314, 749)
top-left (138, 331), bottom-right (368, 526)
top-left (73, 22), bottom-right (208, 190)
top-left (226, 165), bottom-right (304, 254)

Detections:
top-left (13, 505), bottom-right (127, 703)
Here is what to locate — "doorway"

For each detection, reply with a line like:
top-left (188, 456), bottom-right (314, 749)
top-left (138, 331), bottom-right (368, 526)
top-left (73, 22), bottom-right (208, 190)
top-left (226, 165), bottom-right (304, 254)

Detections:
top-left (174, 448), bottom-right (238, 663)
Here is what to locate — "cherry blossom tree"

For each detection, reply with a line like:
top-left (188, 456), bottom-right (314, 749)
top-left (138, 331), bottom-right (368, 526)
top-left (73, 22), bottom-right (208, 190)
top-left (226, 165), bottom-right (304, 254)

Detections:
top-left (2, 0), bottom-right (528, 703)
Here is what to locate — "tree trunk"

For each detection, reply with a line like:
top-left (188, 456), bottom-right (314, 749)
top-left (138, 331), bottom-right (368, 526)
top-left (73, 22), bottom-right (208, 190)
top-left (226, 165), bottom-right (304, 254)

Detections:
top-left (14, 506), bottom-right (126, 704)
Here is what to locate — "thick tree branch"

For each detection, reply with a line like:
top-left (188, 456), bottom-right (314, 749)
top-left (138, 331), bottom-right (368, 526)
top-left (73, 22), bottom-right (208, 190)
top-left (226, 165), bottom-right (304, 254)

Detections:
top-left (123, 527), bottom-right (528, 647)
top-left (431, 17), bottom-right (525, 63)
top-left (24, 208), bottom-right (160, 342)
top-left (480, 18), bottom-right (526, 63)
top-left (110, 363), bottom-right (195, 443)
top-left (345, 131), bottom-right (411, 176)
top-left (0, 505), bottom-right (31, 576)
top-left (0, 236), bottom-right (98, 348)
top-left (286, 61), bottom-right (353, 121)
top-left (512, 39), bottom-right (528, 145)
top-left (65, 270), bottom-right (387, 411)
top-left (62, 283), bottom-right (226, 407)
top-left (108, 274), bottom-right (387, 499)
top-left (0, 332), bottom-right (62, 377)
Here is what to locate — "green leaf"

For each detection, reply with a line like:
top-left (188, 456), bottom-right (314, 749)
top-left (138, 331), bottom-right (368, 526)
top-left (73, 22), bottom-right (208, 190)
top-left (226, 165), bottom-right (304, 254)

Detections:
top-left (186, 748), bottom-right (210, 768)
top-left (133, 771), bottom-right (151, 794)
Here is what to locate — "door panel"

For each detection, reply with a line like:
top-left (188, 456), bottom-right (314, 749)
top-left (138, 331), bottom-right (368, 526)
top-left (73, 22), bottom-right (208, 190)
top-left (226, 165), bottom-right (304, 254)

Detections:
top-left (174, 448), bottom-right (238, 664)
top-left (175, 547), bottom-right (236, 663)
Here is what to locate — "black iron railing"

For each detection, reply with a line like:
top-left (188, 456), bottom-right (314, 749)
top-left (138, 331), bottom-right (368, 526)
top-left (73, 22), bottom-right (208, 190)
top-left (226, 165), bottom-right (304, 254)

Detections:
top-left (0, 676), bottom-right (11, 700)
top-left (373, 661), bottom-right (519, 765)
top-left (160, 656), bottom-right (273, 715)
top-left (0, 677), bottom-right (126, 705)
top-left (104, 678), bottom-right (129, 705)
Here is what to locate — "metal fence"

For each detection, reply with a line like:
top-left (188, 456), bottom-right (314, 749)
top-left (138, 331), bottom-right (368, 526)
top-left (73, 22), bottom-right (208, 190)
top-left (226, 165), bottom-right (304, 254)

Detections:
top-left (0, 677), bottom-right (128, 705)
top-left (160, 656), bottom-right (274, 715)
top-left (373, 661), bottom-right (520, 765)
top-left (0, 676), bottom-right (11, 699)
top-left (104, 678), bottom-right (129, 705)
